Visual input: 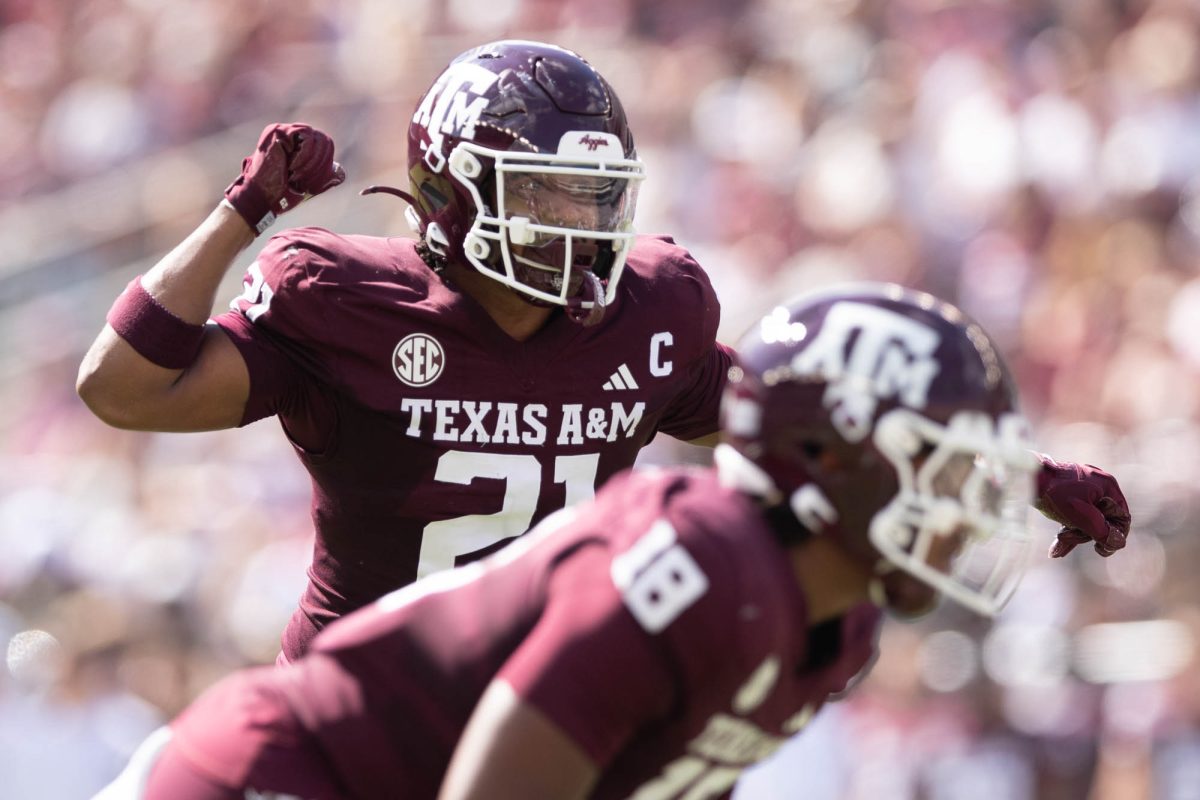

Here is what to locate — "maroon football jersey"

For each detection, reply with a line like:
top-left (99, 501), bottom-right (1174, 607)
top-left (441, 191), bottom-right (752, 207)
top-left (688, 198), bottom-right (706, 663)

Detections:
top-left (239, 467), bottom-right (884, 799)
top-left (213, 230), bottom-right (732, 660)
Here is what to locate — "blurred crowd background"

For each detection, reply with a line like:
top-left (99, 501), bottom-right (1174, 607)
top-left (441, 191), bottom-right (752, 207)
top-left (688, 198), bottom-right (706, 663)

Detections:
top-left (2, 0), bottom-right (1199, 797)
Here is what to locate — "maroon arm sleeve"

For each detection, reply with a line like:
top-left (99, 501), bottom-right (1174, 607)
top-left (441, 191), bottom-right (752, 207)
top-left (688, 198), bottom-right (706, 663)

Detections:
top-left (656, 341), bottom-right (735, 441)
top-left (211, 230), bottom-right (338, 429)
top-left (213, 311), bottom-right (310, 427)
top-left (653, 241), bottom-right (733, 441)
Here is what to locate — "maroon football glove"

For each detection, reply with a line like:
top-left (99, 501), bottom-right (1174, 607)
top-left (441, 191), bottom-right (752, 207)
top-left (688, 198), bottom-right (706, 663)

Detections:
top-left (224, 123), bottom-right (345, 235)
top-left (1035, 454), bottom-right (1131, 559)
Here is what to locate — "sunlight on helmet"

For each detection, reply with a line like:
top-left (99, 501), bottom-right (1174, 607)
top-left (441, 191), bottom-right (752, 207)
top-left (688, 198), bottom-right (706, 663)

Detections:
top-left (759, 306), bottom-right (808, 344)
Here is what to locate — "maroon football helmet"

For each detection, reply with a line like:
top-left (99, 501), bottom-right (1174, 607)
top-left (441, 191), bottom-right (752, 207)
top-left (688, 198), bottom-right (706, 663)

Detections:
top-left (715, 284), bottom-right (1038, 617)
top-left (397, 40), bottom-right (644, 320)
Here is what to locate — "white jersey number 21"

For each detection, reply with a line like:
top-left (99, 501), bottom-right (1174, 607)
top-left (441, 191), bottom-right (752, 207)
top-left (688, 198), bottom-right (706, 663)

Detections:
top-left (418, 451), bottom-right (599, 578)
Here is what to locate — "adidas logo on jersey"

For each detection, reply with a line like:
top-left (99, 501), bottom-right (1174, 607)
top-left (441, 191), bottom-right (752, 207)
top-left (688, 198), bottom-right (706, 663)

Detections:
top-left (603, 364), bottom-right (640, 391)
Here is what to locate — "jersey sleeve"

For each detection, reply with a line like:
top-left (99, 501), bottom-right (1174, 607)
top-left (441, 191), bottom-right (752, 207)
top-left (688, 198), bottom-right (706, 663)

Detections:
top-left (655, 341), bottom-right (734, 441)
top-left (650, 241), bottom-right (733, 441)
top-left (498, 543), bottom-right (676, 766)
top-left (212, 228), bottom-right (341, 427)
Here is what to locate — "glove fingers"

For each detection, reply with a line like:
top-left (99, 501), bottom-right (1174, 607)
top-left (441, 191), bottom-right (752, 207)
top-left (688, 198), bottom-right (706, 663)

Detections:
top-left (1086, 467), bottom-right (1132, 531)
top-left (1050, 528), bottom-right (1089, 558)
top-left (289, 133), bottom-right (340, 195)
top-left (1060, 497), bottom-right (1110, 542)
top-left (1088, 466), bottom-right (1131, 507)
top-left (255, 123), bottom-right (286, 153)
top-left (1036, 459), bottom-right (1132, 561)
top-left (1058, 497), bottom-right (1128, 557)
top-left (319, 161), bottom-right (347, 193)
top-left (1096, 521), bottom-right (1127, 556)
top-left (288, 132), bottom-right (328, 174)
top-left (226, 122), bottom-right (341, 234)
top-left (1096, 496), bottom-right (1132, 533)
top-left (277, 122), bottom-right (313, 152)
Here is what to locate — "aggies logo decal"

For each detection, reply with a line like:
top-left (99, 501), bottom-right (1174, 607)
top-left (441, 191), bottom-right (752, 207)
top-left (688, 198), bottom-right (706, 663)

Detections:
top-left (577, 134), bottom-right (611, 152)
top-left (393, 333), bottom-right (445, 387)
top-left (790, 301), bottom-right (940, 443)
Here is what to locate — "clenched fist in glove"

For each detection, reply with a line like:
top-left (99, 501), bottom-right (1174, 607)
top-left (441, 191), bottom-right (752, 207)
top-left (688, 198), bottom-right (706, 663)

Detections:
top-left (1035, 454), bottom-right (1132, 559)
top-left (224, 123), bottom-right (346, 235)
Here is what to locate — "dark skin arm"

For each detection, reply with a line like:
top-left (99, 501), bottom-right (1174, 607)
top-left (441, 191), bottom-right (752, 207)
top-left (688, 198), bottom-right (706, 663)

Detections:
top-left (78, 123), bottom-right (344, 433)
top-left (75, 203), bottom-right (254, 432)
top-left (438, 680), bottom-right (599, 800)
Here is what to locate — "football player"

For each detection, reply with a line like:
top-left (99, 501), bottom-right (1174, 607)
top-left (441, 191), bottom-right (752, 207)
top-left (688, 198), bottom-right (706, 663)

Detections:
top-left (76, 40), bottom-right (1129, 666)
top-left (77, 40), bottom-right (732, 662)
top-left (97, 286), bottom-right (1085, 800)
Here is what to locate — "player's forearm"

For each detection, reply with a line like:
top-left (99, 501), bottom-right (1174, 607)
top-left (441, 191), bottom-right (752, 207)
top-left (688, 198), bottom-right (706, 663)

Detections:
top-left (439, 683), bottom-right (598, 800)
top-left (80, 202), bottom-right (251, 374)
top-left (79, 123), bottom-right (342, 430)
top-left (140, 202), bottom-right (256, 321)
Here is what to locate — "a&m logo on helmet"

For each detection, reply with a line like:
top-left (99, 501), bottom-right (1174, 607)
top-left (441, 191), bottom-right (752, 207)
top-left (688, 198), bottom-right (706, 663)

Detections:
top-left (411, 62), bottom-right (500, 171)
top-left (393, 333), bottom-right (446, 388)
top-left (790, 302), bottom-right (941, 442)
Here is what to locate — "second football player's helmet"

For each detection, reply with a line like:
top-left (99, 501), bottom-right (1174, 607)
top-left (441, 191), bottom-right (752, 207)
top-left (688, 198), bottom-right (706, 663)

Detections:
top-left (401, 40), bottom-right (644, 321)
top-left (716, 284), bottom-right (1038, 617)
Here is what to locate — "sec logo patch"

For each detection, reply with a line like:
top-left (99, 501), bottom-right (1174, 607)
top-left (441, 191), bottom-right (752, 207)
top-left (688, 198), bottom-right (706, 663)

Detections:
top-left (393, 333), bottom-right (445, 387)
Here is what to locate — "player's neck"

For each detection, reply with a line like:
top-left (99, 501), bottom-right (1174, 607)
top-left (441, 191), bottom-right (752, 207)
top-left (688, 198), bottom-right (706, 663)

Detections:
top-left (788, 537), bottom-right (875, 626)
top-left (444, 262), bottom-right (555, 342)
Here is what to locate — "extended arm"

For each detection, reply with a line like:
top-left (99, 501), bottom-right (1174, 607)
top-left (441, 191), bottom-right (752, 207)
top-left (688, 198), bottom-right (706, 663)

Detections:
top-left (76, 123), bottom-right (344, 432)
top-left (1033, 453), bottom-right (1132, 558)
